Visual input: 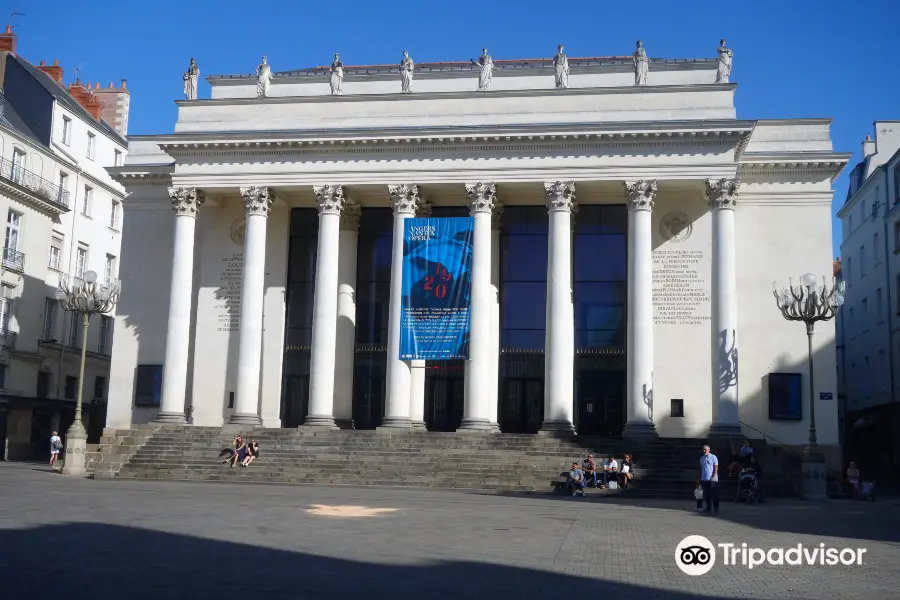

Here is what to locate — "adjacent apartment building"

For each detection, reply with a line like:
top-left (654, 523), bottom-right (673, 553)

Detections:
top-left (836, 121), bottom-right (900, 487)
top-left (0, 26), bottom-right (128, 459)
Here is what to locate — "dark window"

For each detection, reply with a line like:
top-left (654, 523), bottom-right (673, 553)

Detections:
top-left (134, 365), bottom-right (162, 406)
top-left (93, 376), bottom-right (106, 400)
top-left (768, 373), bottom-right (802, 420)
top-left (355, 208), bottom-right (394, 345)
top-left (670, 398), bottom-right (684, 418)
top-left (0, 364), bottom-right (6, 389)
top-left (501, 206), bottom-right (548, 351)
top-left (64, 375), bottom-right (77, 400)
top-left (284, 209), bottom-right (318, 349)
top-left (36, 371), bottom-right (50, 398)
top-left (228, 391), bottom-right (234, 409)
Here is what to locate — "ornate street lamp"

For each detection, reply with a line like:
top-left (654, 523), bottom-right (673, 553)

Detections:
top-left (772, 273), bottom-right (844, 501)
top-left (56, 270), bottom-right (121, 477)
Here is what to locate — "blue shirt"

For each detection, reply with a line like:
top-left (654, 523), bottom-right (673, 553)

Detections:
top-left (700, 453), bottom-right (719, 482)
top-left (570, 468), bottom-right (583, 480)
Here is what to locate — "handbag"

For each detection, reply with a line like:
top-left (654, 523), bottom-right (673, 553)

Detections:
top-left (52, 439), bottom-right (63, 450)
top-left (694, 487), bottom-right (704, 500)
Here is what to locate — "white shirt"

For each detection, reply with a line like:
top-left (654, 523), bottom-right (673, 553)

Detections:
top-left (604, 460), bottom-right (618, 471)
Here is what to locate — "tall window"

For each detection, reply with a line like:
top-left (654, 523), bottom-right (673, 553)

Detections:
top-left (58, 172), bottom-right (69, 203)
top-left (849, 214), bottom-right (854, 233)
top-left (574, 205), bottom-right (626, 348)
top-left (0, 284), bottom-right (13, 333)
top-left (36, 371), bottom-right (50, 398)
top-left (4, 210), bottom-right (21, 254)
top-left (65, 375), bottom-right (77, 399)
top-left (876, 288), bottom-right (883, 320)
top-left (86, 132), bottom-right (95, 159)
top-left (501, 206), bottom-right (549, 350)
top-left (110, 200), bottom-right (120, 229)
top-left (75, 246), bottom-right (87, 279)
top-left (847, 257), bottom-right (853, 283)
top-left (99, 315), bottom-right (111, 354)
top-left (61, 116), bottom-right (71, 145)
top-left (69, 311), bottom-right (80, 347)
top-left (860, 246), bottom-right (866, 275)
top-left (895, 164), bottom-right (900, 203)
top-left (93, 375), bottom-right (107, 400)
top-left (42, 298), bottom-right (56, 341)
top-left (10, 148), bottom-right (25, 183)
top-left (895, 221), bottom-right (900, 253)
top-left (874, 232), bottom-right (880, 265)
top-left (48, 234), bottom-right (63, 270)
top-left (105, 254), bottom-right (116, 283)
top-left (82, 185), bottom-right (93, 217)
top-left (896, 274), bottom-right (900, 314)
top-left (354, 209), bottom-right (393, 346)
top-left (114, 149), bottom-right (122, 167)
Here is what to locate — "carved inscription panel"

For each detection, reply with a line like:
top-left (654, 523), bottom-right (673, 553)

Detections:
top-left (216, 252), bottom-right (243, 332)
top-left (652, 249), bottom-right (710, 325)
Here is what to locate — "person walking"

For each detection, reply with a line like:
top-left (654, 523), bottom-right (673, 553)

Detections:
top-left (49, 431), bottom-right (62, 468)
top-left (698, 444), bottom-right (719, 514)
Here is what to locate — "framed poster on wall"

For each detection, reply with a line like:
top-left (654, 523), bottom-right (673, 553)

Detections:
top-left (768, 372), bottom-right (802, 420)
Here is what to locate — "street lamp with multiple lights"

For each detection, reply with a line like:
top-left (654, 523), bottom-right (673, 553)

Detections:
top-left (772, 272), bottom-right (844, 501)
top-left (56, 270), bottom-right (120, 477)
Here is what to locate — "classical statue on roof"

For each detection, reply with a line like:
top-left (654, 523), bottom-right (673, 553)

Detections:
top-left (633, 41), bottom-right (649, 86)
top-left (554, 45), bottom-right (569, 89)
top-left (716, 38), bottom-right (733, 83)
top-left (256, 56), bottom-right (271, 98)
top-left (330, 53), bottom-right (344, 95)
top-left (183, 58), bottom-right (199, 100)
top-left (470, 48), bottom-right (493, 92)
top-left (399, 50), bottom-right (414, 93)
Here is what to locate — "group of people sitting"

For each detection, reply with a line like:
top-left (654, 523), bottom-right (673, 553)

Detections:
top-left (567, 453), bottom-right (633, 496)
top-left (219, 434), bottom-right (261, 467)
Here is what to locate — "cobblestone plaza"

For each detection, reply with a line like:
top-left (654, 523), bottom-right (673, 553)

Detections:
top-left (2, 464), bottom-right (898, 599)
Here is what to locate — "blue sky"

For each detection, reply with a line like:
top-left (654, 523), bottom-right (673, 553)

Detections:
top-left (12, 0), bottom-right (900, 256)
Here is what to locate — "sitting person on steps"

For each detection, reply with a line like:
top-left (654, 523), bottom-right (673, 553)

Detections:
top-left (619, 453), bottom-right (634, 489)
top-left (567, 462), bottom-right (586, 497)
top-left (241, 438), bottom-right (260, 467)
top-left (230, 435), bottom-right (247, 468)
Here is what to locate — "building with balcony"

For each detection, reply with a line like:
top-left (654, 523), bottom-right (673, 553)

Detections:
top-left (835, 121), bottom-right (900, 487)
top-left (0, 26), bottom-right (128, 460)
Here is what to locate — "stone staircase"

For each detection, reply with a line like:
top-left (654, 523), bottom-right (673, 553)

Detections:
top-left (112, 427), bottom-right (713, 497)
top-left (86, 425), bottom-right (161, 479)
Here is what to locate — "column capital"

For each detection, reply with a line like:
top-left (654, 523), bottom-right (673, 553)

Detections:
top-left (340, 203), bottom-right (362, 231)
top-left (544, 181), bottom-right (576, 213)
top-left (416, 201), bottom-right (433, 217)
top-left (388, 184), bottom-right (420, 215)
top-left (465, 182), bottom-right (496, 214)
top-left (240, 186), bottom-right (275, 216)
top-left (491, 202), bottom-right (504, 230)
top-left (168, 187), bottom-right (204, 217)
top-left (624, 180), bottom-right (657, 211)
top-left (313, 184), bottom-right (347, 216)
top-left (705, 178), bottom-right (740, 210)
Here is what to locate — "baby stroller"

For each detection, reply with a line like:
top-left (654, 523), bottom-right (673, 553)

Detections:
top-left (734, 467), bottom-right (758, 504)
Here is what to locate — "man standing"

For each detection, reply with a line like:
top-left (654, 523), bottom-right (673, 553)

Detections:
top-left (699, 444), bottom-right (719, 513)
top-left (567, 462), bottom-right (586, 497)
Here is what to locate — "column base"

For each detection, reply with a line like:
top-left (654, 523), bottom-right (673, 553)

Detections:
top-left (302, 414), bottom-right (338, 429)
top-left (622, 420), bottom-right (658, 440)
top-left (539, 420), bottom-right (575, 436)
top-left (490, 422), bottom-right (501, 432)
top-left (335, 419), bottom-right (355, 430)
top-left (377, 417), bottom-right (413, 430)
top-left (155, 411), bottom-right (187, 425)
top-left (228, 413), bottom-right (261, 426)
top-left (457, 418), bottom-right (493, 432)
top-left (412, 420), bottom-right (427, 431)
top-left (61, 421), bottom-right (87, 478)
top-left (708, 423), bottom-right (744, 438)
top-left (801, 445), bottom-right (829, 502)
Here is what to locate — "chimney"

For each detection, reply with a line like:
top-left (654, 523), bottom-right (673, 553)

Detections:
top-left (862, 134), bottom-right (876, 159)
top-left (833, 257), bottom-right (842, 278)
top-left (0, 24), bottom-right (16, 53)
top-left (66, 78), bottom-right (103, 120)
top-left (38, 59), bottom-right (64, 83)
top-left (120, 79), bottom-right (127, 89)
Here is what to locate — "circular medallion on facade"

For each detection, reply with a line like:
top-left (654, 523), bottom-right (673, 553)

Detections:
top-left (659, 212), bottom-right (692, 243)
top-left (230, 219), bottom-right (246, 246)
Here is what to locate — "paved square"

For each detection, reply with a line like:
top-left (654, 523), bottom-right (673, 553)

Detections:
top-left (1, 463), bottom-right (898, 599)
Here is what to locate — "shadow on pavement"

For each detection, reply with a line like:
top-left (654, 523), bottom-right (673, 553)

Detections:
top-left (2, 522), bottom-right (722, 600)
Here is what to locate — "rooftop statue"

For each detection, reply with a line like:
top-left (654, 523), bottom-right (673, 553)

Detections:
top-left (716, 38), bottom-right (733, 83)
top-left (470, 48), bottom-right (494, 91)
top-left (399, 50), bottom-right (414, 93)
top-left (330, 53), bottom-right (344, 95)
top-left (183, 58), bottom-right (199, 100)
top-left (633, 41), bottom-right (648, 86)
top-left (554, 45), bottom-right (569, 89)
top-left (256, 56), bottom-right (271, 98)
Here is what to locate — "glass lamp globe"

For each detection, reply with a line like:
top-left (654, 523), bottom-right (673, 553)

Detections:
top-left (801, 273), bottom-right (818, 288)
top-left (84, 270), bottom-right (98, 284)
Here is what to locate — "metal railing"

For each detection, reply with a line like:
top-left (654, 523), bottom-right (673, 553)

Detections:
top-left (738, 420), bottom-right (841, 477)
top-left (0, 328), bottom-right (16, 349)
top-left (0, 157), bottom-right (71, 209)
top-left (1, 247), bottom-right (24, 272)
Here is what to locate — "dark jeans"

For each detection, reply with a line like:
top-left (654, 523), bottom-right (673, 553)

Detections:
top-left (583, 471), bottom-right (598, 487)
top-left (568, 478), bottom-right (586, 493)
top-left (700, 480), bottom-right (719, 511)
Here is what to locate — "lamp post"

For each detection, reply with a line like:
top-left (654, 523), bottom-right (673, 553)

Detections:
top-left (772, 273), bottom-right (844, 501)
top-left (56, 270), bottom-right (121, 477)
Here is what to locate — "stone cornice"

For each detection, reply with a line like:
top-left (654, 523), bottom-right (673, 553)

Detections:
top-left (108, 164), bottom-right (174, 187)
top-left (180, 82), bottom-right (737, 107)
top-left (738, 151), bottom-right (851, 183)
top-left (0, 179), bottom-right (70, 217)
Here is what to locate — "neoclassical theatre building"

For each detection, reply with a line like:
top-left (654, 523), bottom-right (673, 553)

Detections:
top-left (106, 50), bottom-right (848, 452)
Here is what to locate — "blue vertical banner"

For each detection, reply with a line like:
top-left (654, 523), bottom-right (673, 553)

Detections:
top-left (400, 217), bottom-right (474, 359)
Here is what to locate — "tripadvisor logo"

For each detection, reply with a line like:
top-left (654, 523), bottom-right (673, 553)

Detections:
top-left (675, 535), bottom-right (867, 576)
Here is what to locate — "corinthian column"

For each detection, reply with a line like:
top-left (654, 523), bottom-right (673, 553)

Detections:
top-left (707, 178), bottom-right (742, 437)
top-left (230, 186), bottom-right (274, 425)
top-left (409, 201), bottom-right (431, 430)
top-left (157, 187), bottom-right (204, 423)
top-left (380, 184), bottom-right (419, 429)
top-left (459, 182), bottom-right (495, 432)
top-left (489, 202), bottom-right (503, 431)
top-left (304, 185), bottom-right (346, 428)
top-left (541, 182), bottom-right (576, 434)
top-left (623, 180), bottom-right (658, 438)
top-left (334, 203), bottom-right (361, 429)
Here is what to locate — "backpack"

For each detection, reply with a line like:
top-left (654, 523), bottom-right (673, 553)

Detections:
top-left (52, 439), bottom-right (63, 450)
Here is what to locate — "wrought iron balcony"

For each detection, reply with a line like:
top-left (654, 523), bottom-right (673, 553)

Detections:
top-left (0, 157), bottom-right (71, 210)
top-left (2, 247), bottom-right (24, 272)
top-left (0, 328), bottom-right (16, 349)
